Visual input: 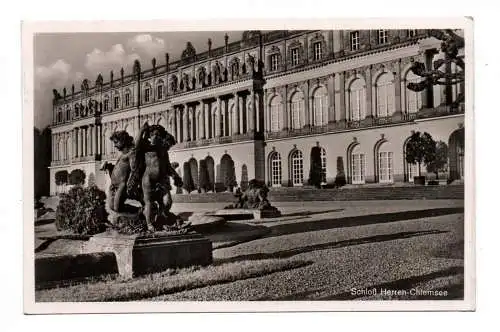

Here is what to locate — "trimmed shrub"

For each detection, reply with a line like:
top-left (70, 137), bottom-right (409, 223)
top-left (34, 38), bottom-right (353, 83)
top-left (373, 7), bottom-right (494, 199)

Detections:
top-left (241, 164), bottom-right (249, 191)
top-left (224, 159), bottom-right (237, 191)
top-left (308, 146), bottom-right (323, 188)
top-left (68, 169), bottom-right (86, 186)
top-left (198, 159), bottom-right (210, 193)
top-left (426, 141), bottom-right (448, 180)
top-left (55, 185), bottom-right (108, 235)
top-left (334, 156), bottom-right (347, 187)
top-left (55, 170), bottom-right (68, 185)
top-left (182, 162), bottom-right (194, 193)
top-left (405, 131), bottom-right (436, 177)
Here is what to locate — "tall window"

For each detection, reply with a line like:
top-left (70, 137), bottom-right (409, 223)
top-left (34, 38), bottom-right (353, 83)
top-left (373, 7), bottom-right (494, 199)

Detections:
top-left (157, 84), bottom-right (164, 100)
top-left (351, 146), bottom-right (365, 184)
top-left (408, 29), bottom-right (417, 38)
top-left (270, 152), bottom-right (282, 187)
top-left (406, 71), bottom-right (423, 113)
top-left (351, 31), bottom-right (360, 51)
top-left (378, 30), bottom-right (388, 44)
top-left (125, 92), bottom-right (131, 107)
top-left (270, 96), bottom-right (283, 132)
top-left (144, 87), bottom-right (151, 103)
top-left (114, 95), bottom-right (120, 109)
top-left (349, 79), bottom-right (366, 121)
top-left (313, 42), bottom-right (322, 61)
top-left (291, 150), bottom-right (304, 186)
top-left (407, 161), bottom-right (418, 182)
top-left (104, 99), bottom-right (109, 112)
top-left (313, 87), bottom-right (329, 126)
top-left (320, 148), bottom-right (327, 184)
top-left (291, 92), bottom-right (306, 129)
top-left (57, 111), bottom-right (62, 123)
top-left (66, 108), bottom-right (71, 121)
top-left (378, 151), bottom-right (394, 183)
top-left (291, 48), bottom-right (300, 66)
top-left (376, 73), bottom-right (395, 117)
top-left (270, 54), bottom-right (279, 71)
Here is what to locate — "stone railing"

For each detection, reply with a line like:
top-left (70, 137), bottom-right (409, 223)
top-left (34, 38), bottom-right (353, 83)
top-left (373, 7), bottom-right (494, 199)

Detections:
top-left (265, 105), bottom-right (465, 140)
top-left (51, 160), bottom-right (71, 167)
top-left (172, 132), bottom-right (255, 150)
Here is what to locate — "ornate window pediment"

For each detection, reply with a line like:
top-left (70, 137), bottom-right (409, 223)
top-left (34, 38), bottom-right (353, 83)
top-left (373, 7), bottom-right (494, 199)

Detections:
top-left (288, 40), bottom-right (304, 67)
top-left (310, 32), bottom-right (327, 62)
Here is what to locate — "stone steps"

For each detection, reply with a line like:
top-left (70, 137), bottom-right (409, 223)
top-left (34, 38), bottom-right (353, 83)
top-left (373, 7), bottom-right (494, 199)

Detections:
top-left (172, 185), bottom-right (464, 203)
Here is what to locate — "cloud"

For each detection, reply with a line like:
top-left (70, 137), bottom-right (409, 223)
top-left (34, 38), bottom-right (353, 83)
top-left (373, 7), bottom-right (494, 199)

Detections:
top-left (35, 59), bottom-right (81, 91)
top-left (127, 34), bottom-right (166, 58)
top-left (84, 44), bottom-right (140, 75)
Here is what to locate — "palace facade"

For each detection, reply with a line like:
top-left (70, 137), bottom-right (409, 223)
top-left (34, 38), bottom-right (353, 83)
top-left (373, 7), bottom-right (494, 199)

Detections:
top-left (48, 29), bottom-right (465, 195)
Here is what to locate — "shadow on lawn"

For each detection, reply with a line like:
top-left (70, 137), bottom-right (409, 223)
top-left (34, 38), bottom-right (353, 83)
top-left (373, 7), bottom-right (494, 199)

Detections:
top-left (214, 229), bottom-right (448, 265)
top-left (266, 207), bottom-right (463, 239)
top-left (262, 266), bottom-right (464, 301)
top-left (280, 208), bottom-right (345, 218)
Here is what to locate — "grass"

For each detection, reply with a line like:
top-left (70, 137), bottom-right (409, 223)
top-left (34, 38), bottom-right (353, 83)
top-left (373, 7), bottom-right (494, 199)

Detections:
top-left (35, 258), bottom-right (312, 302)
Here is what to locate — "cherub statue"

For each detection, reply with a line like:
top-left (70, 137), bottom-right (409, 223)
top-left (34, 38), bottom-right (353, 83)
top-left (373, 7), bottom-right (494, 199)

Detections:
top-left (131, 122), bottom-right (184, 232)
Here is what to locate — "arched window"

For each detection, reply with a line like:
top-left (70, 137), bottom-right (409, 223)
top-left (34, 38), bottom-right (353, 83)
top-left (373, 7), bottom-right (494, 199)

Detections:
top-left (124, 90), bottom-right (131, 107)
top-left (144, 84), bottom-right (151, 103)
top-left (349, 78), bottom-right (366, 121)
top-left (406, 71), bottom-right (423, 113)
top-left (113, 93), bottom-right (121, 110)
top-left (269, 95), bottom-right (284, 132)
top-left (66, 107), bottom-right (71, 121)
top-left (290, 149), bottom-right (304, 186)
top-left (313, 86), bottom-right (329, 126)
top-left (291, 91), bottom-right (305, 129)
top-left (377, 141), bottom-right (394, 183)
top-left (157, 80), bottom-right (164, 100)
top-left (103, 96), bottom-right (110, 112)
top-left (376, 73), bottom-right (395, 117)
top-left (320, 147), bottom-right (327, 184)
top-left (350, 144), bottom-right (365, 184)
top-left (269, 152), bottom-right (282, 187)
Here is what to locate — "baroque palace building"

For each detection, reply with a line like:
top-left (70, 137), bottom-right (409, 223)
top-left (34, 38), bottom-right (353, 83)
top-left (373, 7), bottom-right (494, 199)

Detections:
top-left (48, 29), bottom-right (465, 195)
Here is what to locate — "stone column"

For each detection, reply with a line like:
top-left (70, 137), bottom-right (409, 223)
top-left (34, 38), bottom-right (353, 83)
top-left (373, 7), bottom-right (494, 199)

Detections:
top-left (234, 94), bottom-right (240, 135)
top-left (394, 60), bottom-right (402, 114)
top-left (176, 108), bottom-right (181, 142)
top-left (96, 125), bottom-right (101, 155)
top-left (366, 67), bottom-right (373, 118)
top-left (89, 125), bottom-right (93, 156)
top-left (71, 129), bottom-right (76, 158)
top-left (249, 91), bottom-right (255, 132)
top-left (283, 87), bottom-right (289, 129)
top-left (79, 127), bottom-right (84, 157)
top-left (239, 95), bottom-right (245, 133)
top-left (339, 72), bottom-right (346, 121)
top-left (183, 106), bottom-right (189, 142)
top-left (217, 98), bottom-right (222, 137)
top-left (308, 95), bottom-right (314, 126)
top-left (201, 102), bottom-right (206, 139)
top-left (190, 105), bottom-right (195, 141)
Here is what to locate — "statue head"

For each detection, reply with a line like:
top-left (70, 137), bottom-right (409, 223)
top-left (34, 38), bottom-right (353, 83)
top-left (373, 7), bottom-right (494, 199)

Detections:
top-left (110, 130), bottom-right (134, 152)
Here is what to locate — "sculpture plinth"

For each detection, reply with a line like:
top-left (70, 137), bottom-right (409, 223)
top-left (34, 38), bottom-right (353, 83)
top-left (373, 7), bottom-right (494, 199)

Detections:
top-left (82, 231), bottom-right (212, 279)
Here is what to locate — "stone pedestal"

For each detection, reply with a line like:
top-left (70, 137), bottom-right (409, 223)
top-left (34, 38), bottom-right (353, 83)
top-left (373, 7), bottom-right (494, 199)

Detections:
top-left (82, 231), bottom-right (212, 279)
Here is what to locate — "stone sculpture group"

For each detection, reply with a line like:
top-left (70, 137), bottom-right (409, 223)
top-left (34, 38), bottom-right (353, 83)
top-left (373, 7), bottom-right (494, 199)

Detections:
top-left (101, 122), bottom-right (188, 233)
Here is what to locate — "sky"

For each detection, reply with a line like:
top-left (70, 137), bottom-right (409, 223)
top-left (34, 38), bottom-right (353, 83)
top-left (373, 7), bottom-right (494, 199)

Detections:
top-left (33, 31), bottom-right (243, 129)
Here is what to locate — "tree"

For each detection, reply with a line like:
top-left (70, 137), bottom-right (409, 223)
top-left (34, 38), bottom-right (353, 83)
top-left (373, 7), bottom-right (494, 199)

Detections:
top-left (426, 141), bottom-right (448, 180)
top-left (224, 159), bottom-right (237, 191)
top-left (182, 162), bottom-right (194, 193)
top-left (68, 169), bottom-right (86, 186)
top-left (308, 146), bottom-right (323, 188)
top-left (334, 157), bottom-right (347, 187)
top-left (405, 131), bottom-right (437, 177)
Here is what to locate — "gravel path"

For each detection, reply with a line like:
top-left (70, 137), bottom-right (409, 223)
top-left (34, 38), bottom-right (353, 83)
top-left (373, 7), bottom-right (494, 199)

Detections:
top-left (149, 200), bottom-right (464, 301)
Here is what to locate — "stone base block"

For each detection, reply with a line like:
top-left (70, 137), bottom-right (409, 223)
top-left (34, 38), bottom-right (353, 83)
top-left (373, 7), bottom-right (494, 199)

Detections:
top-left (82, 231), bottom-right (212, 279)
top-left (215, 208), bottom-right (281, 220)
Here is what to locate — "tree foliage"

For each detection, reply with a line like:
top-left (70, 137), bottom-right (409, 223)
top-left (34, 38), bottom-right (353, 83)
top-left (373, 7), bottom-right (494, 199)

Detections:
top-left (182, 162), bottom-right (195, 193)
top-left (426, 141), bottom-right (449, 179)
top-left (308, 146), bottom-right (323, 188)
top-left (334, 156), bottom-right (347, 187)
top-left (198, 159), bottom-right (210, 192)
top-left (55, 185), bottom-right (108, 235)
top-left (55, 170), bottom-right (69, 185)
top-left (68, 169), bottom-right (86, 185)
top-left (405, 131), bottom-right (436, 176)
